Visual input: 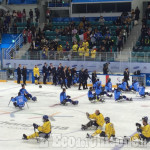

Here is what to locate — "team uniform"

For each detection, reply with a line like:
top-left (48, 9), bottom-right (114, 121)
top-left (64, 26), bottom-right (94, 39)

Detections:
top-left (114, 88), bottom-right (132, 101)
top-left (129, 80), bottom-right (139, 92)
top-left (118, 81), bottom-right (128, 91)
top-left (33, 67), bottom-right (40, 85)
top-left (138, 85), bottom-right (150, 97)
top-left (60, 91), bottom-right (78, 105)
top-left (81, 112), bottom-right (104, 130)
top-left (11, 95), bottom-right (27, 108)
top-left (19, 87), bottom-right (37, 101)
top-left (95, 84), bottom-right (112, 98)
top-left (131, 117), bottom-right (150, 142)
top-left (23, 115), bottom-right (51, 140)
top-left (105, 81), bottom-right (112, 92)
top-left (88, 117), bottom-right (115, 139)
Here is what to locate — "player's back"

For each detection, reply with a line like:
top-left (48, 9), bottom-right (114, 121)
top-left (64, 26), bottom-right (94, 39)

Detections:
top-left (16, 95), bottom-right (26, 106)
top-left (60, 92), bottom-right (66, 102)
top-left (114, 89), bottom-right (120, 100)
top-left (138, 86), bottom-right (145, 95)
top-left (105, 122), bottom-right (115, 138)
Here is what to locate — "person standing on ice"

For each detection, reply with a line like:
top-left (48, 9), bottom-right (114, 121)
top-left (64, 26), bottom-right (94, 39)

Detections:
top-left (60, 88), bottom-right (78, 105)
top-left (23, 115), bottom-right (51, 140)
top-left (81, 110), bottom-right (104, 130)
top-left (123, 68), bottom-right (130, 88)
top-left (33, 65), bottom-right (40, 85)
top-left (130, 116), bottom-right (150, 142)
top-left (86, 117), bottom-right (115, 140)
top-left (17, 64), bottom-right (22, 84)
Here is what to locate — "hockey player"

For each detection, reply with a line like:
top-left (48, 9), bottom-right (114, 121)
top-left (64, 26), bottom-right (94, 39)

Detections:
top-left (114, 85), bottom-right (132, 101)
top-left (93, 79), bottom-right (101, 89)
top-left (130, 116), bottom-right (150, 142)
top-left (60, 88), bottom-right (78, 105)
top-left (118, 79), bottom-right (128, 91)
top-left (81, 110), bottom-right (104, 130)
top-left (19, 84), bottom-right (37, 101)
top-left (88, 87), bottom-right (104, 102)
top-left (129, 79), bottom-right (139, 92)
top-left (23, 115), bottom-right (51, 140)
top-left (33, 65), bottom-right (40, 85)
top-left (95, 83), bottom-right (112, 98)
top-left (105, 78), bottom-right (112, 92)
top-left (138, 83), bottom-right (150, 97)
top-left (11, 92), bottom-right (27, 108)
top-left (86, 117), bottom-right (115, 140)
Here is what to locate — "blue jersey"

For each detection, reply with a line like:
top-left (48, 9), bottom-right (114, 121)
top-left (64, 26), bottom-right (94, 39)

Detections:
top-left (11, 95), bottom-right (27, 107)
top-left (138, 86), bottom-right (145, 96)
top-left (114, 89), bottom-right (121, 100)
top-left (95, 85), bottom-right (102, 95)
top-left (60, 92), bottom-right (67, 103)
top-left (19, 88), bottom-right (29, 96)
top-left (118, 82), bottom-right (127, 91)
top-left (134, 81), bottom-right (139, 92)
top-left (88, 90), bottom-right (94, 98)
top-left (93, 81), bottom-right (102, 89)
top-left (105, 82), bottom-right (112, 92)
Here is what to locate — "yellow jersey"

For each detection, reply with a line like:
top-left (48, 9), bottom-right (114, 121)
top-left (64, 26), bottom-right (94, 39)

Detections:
top-left (38, 121), bottom-right (51, 134)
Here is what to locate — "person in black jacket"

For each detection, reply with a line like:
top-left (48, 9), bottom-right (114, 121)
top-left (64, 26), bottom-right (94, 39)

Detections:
top-left (78, 68), bottom-right (85, 90)
top-left (84, 69), bottom-right (91, 89)
top-left (123, 68), bottom-right (130, 87)
top-left (103, 63), bottom-right (110, 74)
top-left (60, 68), bottom-right (68, 89)
top-left (92, 70), bottom-right (97, 84)
top-left (48, 63), bottom-right (53, 82)
top-left (42, 63), bottom-right (48, 84)
top-left (17, 64), bottom-right (22, 84)
top-left (52, 67), bottom-right (57, 85)
top-left (22, 66), bottom-right (27, 85)
top-left (66, 67), bottom-right (72, 88)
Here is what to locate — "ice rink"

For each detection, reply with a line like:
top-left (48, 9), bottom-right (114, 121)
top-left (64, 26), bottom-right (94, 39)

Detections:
top-left (0, 81), bottom-right (150, 150)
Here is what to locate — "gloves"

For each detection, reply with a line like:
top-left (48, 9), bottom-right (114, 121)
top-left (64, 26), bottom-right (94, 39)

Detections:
top-left (100, 131), bottom-right (106, 137)
top-left (137, 128), bottom-right (142, 133)
top-left (67, 95), bottom-right (71, 98)
top-left (136, 123), bottom-right (141, 128)
top-left (33, 123), bottom-right (38, 129)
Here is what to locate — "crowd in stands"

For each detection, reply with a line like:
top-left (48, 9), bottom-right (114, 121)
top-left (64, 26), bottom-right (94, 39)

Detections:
top-left (0, 8), bottom-right (39, 42)
top-left (133, 5), bottom-right (150, 51)
top-left (28, 12), bottom-right (136, 60)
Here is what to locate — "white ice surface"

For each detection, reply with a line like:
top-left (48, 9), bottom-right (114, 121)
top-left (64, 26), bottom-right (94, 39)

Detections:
top-left (0, 81), bottom-right (150, 150)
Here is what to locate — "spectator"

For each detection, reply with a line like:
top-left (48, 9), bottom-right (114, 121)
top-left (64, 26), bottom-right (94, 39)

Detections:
top-left (135, 7), bottom-right (140, 21)
top-left (29, 9), bottom-right (33, 22)
top-left (99, 16), bottom-right (105, 26)
top-left (22, 9), bottom-right (26, 23)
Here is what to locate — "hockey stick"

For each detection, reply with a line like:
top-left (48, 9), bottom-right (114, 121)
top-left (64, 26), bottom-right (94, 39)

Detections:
top-left (8, 99), bottom-right (11, 107)
top-left (26, 102), bottom-right (29, 109)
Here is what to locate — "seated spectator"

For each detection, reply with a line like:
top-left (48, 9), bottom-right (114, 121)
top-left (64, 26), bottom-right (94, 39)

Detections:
top-left (57, 44), bottom-right (63, 52)
top-left (82, 39), bottom-right (89, 48)
top-left (78, 44), bottom-right (84, 56)
top-left (115, 17), bottom-right (121, 25)
top-left (99, 16), bottom-right (105, 26)
top-left (72, 41), bottom-right (78, 52)
top-left (91, 48), bottom-right (96, 59)
top-left (84, 45), bottom-right (89, 57)
top-left (65, 42), bottom-right (70, 51)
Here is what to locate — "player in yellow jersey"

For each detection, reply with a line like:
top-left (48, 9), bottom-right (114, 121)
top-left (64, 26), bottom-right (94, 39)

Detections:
top-left (81, 110), bottom-right (104, 130)
top-left (131, 116), bottom-right (150, 142)
top-left (23, 115), bottom-right (51, 140)
top-left (86, 117), bottom-right (115, 140)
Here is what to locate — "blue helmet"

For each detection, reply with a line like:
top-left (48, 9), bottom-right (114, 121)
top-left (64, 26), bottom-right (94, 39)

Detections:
top-left (104, 117), bottom-right (110, 123)
top-left (43, 115), bottom-right (49, 121)
top-left (142, 116), bottom-right (148, 123)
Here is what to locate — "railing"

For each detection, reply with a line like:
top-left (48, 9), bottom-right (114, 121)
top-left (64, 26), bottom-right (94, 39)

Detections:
top-left (9, 51), bottom-right (150, 63)
top-left (4, 33), bottom-right (24, 59)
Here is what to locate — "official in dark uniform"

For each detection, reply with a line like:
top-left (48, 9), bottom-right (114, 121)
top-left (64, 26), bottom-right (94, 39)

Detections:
top-left (92, 71), bottom-right (97, 84)
top-left (17, 64), bottom-right (22, 84)
top-left (123, 68), bottom-right (130, 87)
top-left (78, 68), bottom-right (85, 90)
top-left (22, 66), bottom-right (27, 85)
top-left (103, 63), bottom-right (110, 74)
top-left (84, 69), bottom-right (91, 89)
top-left (60, 68), bottom-right (67, 89)
top-left (42, 63), bottom-right (48, 84)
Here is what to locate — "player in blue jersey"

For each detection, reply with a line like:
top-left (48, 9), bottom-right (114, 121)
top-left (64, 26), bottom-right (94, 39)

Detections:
top-left (11, 92), bottom-right (27, 108)
top-left (60, 88), bottom-right (78, 105)
top-left (105, 78), bottom-right (112, 92)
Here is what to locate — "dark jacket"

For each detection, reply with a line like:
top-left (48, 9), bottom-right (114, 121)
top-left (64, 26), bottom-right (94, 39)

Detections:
top-left (124, 71), bottom-right (129, 81)
top-left (22, 68), bottom-right (27, 77)
top-left (17, 67), bottom-right (22, 75)
top-left (42, 65), bottom-right (48, 74)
